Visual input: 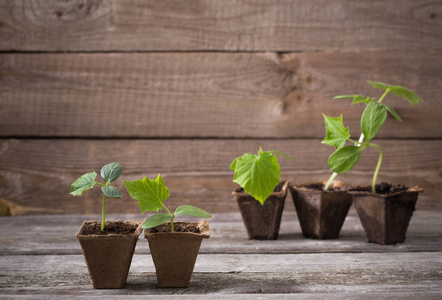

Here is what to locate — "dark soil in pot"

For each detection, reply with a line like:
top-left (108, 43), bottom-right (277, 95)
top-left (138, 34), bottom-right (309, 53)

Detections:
top-left (289, 181), bottom-right (352, 239)
top-left (144, 220), bottom-right (210, 288)
top-left (349, 182), bottom-right (423, 245)
top-left (76, 220), bottom-right (143, 289)
top-left (232, 181), bottom-right (289, 240)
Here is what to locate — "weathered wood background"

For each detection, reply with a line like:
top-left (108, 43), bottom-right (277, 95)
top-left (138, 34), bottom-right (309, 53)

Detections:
top-left (0, 0), bottom-right (441, 215)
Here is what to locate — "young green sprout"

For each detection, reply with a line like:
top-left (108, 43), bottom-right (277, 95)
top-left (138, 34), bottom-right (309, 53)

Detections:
top-left (230, 146), bottom-right (294, 205)
top-left (70, 163), bottom-right (123, 231)
top-left (322, 81), bottom-right (422, 193)
top-left (124, 174), bottom-right (211, 232)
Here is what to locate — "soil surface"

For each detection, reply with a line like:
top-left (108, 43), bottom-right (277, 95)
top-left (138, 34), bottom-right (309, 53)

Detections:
top-left (300, 183), bottom-right (345, 192)
top-left (150, 222), bottom-right (201, 234)
top-left (236, 181), bottom-right (285, 193)
top-left (350, 182), bottom-right (408, 194)
top-left (80, 221), bottom-right (138, 236)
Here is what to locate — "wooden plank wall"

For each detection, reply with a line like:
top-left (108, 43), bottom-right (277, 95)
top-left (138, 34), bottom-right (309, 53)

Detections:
top-left (0, 0), bottom-right (441, 215)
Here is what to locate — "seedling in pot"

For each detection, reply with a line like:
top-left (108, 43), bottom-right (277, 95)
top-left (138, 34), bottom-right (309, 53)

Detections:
top-left (70, 162), bottom-right (123, 231)
top-left (230, 146), bottom-right (294, 204)
top-left (123, 174), bottom-right (211, 231)
top-left (322, 81), bottom-right (422, 193)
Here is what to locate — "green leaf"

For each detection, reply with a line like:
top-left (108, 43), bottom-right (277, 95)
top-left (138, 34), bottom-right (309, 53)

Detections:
top-left (230, 158), bottom-right (238, 171)
top-left (328, 145), bottom-right (366, 174)
top-left (101, 186), bottom-right (122, 198)
top-left (123, 174), bottom-right (170, 213)
top-left (367, 81), bottom-right (391, 91)
top-left (175, 205), bottom-right (212, 218)
top-left (70, 172), bottom-right (97, 196)
top-left (333, 95), bottom-right (373, 105)
top-left (361, 102), bottom-right (387, 142)
top-left (389, 86), bottom-right (422, 106)
top-left (230, 149), bottom-right (280, 205)
top-left (321, 114), bottom-right (350, 149)
top-left (367, 81), bottom-right (422, 106)
top-left (333, 95), bottom-right (358, 100)
top-left (268, 150), bottom-right (294, 162)
top-left (101, 162), bottom-right (123, 183)
top-left (384, 105), bottom-right (403, 123)
top-left (142, 213), bottom-right (171, 229)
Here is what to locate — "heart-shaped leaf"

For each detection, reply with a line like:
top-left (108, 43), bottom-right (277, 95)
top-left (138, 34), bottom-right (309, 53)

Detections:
top-left (175, 205), bottom-right (212, 218)
top-left (361, 102), bottom-right (387, 142)
top-left (70, 172), bottom-right (97, 196)
top-left (101, 186), bottom-right (122, 198)
top-left (328, 145), bottom-right (366, 174)
top-left (321, 114), bottom-right (350, 149)
top-left (142, 213), bottom-right (171, 229)
top-left (230, 147), bottom-right (280, 205)
top-left (101, 162), bottom-right (123, 183)
top-left (123, 174), bottom-right (170, 213)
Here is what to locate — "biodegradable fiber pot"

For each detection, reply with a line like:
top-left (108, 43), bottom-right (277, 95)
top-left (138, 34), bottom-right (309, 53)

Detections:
top-left (232, 181), bottom-right (289, 240)
top-left (76, 220), bottom-right (143, 289)
top-left (144, 220), bottom-right (210, 288)
top-left (350, 186), bottom-right (423, 245)
top-left (289, 181), bottom-right (352, 239)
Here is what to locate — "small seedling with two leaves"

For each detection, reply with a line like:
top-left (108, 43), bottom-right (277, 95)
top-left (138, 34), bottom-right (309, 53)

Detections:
top-left (124, 174), bottom-right (211, 231)
top-left (70, 162), bottom-right (123, 231)
top-left (322, 81), bottom-right (422, 193)
top-left (230, 147), bottom-right (294, 205)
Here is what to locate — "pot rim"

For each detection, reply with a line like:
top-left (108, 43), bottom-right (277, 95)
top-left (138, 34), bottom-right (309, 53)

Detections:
top-left (291, 181), bottom-right (349, 193)
top-left (76, 220), bottom-right (143, 239)
top-left (144, 219), bottom-right (210, 239)
top-left (347, 186), bottom-right (423, 197)
top-left (231, 180), bottom-right (290, 197)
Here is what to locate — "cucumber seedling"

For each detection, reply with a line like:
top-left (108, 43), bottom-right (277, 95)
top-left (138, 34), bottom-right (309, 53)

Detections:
top-left (70, 162), bottom-right (124, 231)
top-left (322, 81), bottom-right (422, 193)
top-left (124, 174), bottom-right (211, 231)
top-left (230, 147), bottom-right (293, 205)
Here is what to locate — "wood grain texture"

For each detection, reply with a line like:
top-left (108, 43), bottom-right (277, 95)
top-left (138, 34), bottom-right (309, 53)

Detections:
top-left (1, 0), bottom-right (441, 51)
top-left (1, 50), bottom-right (441, 138)
top-left (1, 253), bottom-right (441, 296)
top-left (1, 212), bottom-right (441, 256)
top-left (1, 213), bottom-right (440, 297)
top-left (0, 139), bottom-right (440, 214)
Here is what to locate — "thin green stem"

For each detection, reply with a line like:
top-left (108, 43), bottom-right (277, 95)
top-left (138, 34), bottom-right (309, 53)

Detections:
top-left (324, 172), bottom-right (338, 191)
top-left (95, 182), bottom-right (105, 186)
top-left (161, 203), bottom-right (175, 232)
top-left (356, 134), bottom-right (365, 146)
top-left (170, 215), bottom-right (175, 232)
top-left (101, 194), bottom-right (106, 231)
top-left (323, 133), bottom-right (365, 191)
top-left (368, 143), bottom-right (383, 193)
top-left (377, 89), bottom-right (390, 104)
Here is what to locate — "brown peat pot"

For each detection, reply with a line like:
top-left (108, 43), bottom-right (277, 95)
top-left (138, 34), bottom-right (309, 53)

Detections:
top-left (232, 181), bottom-right (289, 240)
top-left (144, 220), bottom-right (210, 288)
top-left (289, 181), bottom-right (352, 239)
top-left (76, 220), bottom-right (143, 289)
top-left (349, 185), bottom-right (423, 245)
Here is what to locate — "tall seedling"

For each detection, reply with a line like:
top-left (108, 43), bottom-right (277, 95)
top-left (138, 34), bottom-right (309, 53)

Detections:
top-left (322, 81), bottom-right (422, 193)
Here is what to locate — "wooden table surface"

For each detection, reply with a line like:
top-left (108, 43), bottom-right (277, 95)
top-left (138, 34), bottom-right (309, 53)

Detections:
top-left (1, 211), bottom-right (441, 299)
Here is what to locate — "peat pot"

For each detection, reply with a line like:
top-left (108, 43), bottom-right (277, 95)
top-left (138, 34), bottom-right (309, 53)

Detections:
top-left (144, 220), bottom-right (210, 288)
top-left (232, 181), bottom-right (289, 240)
top-left (349, 185), bottom-right (423, 245)
top-left (76, 220), bottom-right (143, 289)
top-left (289, 181), bottom-right (352, 239)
